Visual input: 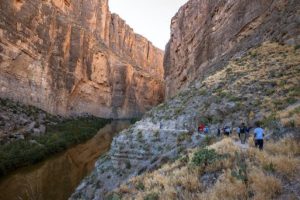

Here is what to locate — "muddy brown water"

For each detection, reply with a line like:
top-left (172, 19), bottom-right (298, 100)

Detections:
top-left (0, 120), bottom-right (130, 200)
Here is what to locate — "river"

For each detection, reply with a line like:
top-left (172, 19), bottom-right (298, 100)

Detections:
top-left (0, 120), bottom-right (130, 200)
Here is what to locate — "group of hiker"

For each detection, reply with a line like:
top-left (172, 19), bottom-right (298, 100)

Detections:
top-left (197, 122), bottom-right (265, 150)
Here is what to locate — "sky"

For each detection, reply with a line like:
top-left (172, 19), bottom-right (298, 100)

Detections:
top-left (109, 0), bottom-right (188, 50)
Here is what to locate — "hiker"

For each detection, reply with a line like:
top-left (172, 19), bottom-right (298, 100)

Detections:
top-left (224, 125), bottom-right (231, 136)
top-left (236, 126), bottom-right (241, 138)
top-left (204, 126), bottom-right (209, 134)
top-left (217, 127), bottom-right (221, 137)
top-left (254, 122), bottom-right (264, 150)
top-left (239, 123), bottom-right (248, 144)
top-left (198, 123), bottom-right (205, 133)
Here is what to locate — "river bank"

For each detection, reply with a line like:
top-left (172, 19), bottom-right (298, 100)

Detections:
top-left (0, 116), bottom-right (111, 176)
top-left (0, 120), bottom-right (130, 200)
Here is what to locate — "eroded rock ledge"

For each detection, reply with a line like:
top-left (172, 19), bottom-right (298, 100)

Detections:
top-left (0, 0), bottom-right (164, 118)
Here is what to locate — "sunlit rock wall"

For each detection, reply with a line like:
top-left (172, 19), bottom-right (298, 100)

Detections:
top-left (0, 0), bottom-right (164, 118)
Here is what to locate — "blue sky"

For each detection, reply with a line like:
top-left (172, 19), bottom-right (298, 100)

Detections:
top-left (109, 0), bottom-right (188, 50)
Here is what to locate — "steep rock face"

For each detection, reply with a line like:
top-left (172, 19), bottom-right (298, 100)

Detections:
top-left (0, 0), bottom-right (164, 118)
top-left (164, 0), bottom-right (300, 98)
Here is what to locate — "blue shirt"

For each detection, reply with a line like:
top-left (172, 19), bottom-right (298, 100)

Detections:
top-left (254, 127), bottom-right (264, 139)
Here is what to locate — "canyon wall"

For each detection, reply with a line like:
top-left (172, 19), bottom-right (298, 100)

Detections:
top-left (164, 0), bottom-right (300, 98)
top-left (0, 0), bottom-right (164, 118)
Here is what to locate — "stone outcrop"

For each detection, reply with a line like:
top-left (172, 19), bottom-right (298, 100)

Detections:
top-left (0, 0), bottom-right (164, 118)
top-left (164, 0), bottom-right (300, 98)
top-left (0, 98), bottom-right (62, 144)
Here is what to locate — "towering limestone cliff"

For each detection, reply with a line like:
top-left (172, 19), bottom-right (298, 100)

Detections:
top-left (164, 0), bottom-right (300, 98)
top-left (0, 0), bottom-right (164, 118)
top-left (70, 0), bottom-right (300, 199)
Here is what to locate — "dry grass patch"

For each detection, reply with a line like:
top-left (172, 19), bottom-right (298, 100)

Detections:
top-left (197, 170), bottom-right (248, 200)
top-left (248, 167), bottom-right (282, 200)
top-left (265, 136), bottom-right (300, 156)
top-left (209, 138), bottom-right (240, 155)
top-left (118, 135), bottom-right (299, 200)
top-left (247, 139), bottom-right (300, 178)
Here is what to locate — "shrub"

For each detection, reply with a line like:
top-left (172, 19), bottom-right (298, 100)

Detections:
top-left (144, 192), bottom-right (159, 200)
top-left (192, 148), bottom-right (222, 167)
top-left (294, 45), bottom-right (300, 50)
top-left (137, 131), bottom-right (144, 141)
top-left (203, 135), bottom-right (216, 146)
top-left (231, 153), bottom-right (248, 182)
top-left (261, 113), bottom-right (277, 128)
top-left (199, 89), bottom-right (207, 95)
top-left (263, 162), bottom-right (276, 173)
top-left (125, 160), bottom-right (131, 169)
top-left (153, 131), bottom-right (160, 138)
top-left (130, 118), bottom-right (141, 124)
top-left (135, 181), bottom-right (145, 191)
top-left (249, 51), bottom-right (257, 57)
top-left (106, 193), bottom-right (121, 200)
top-left (177, 132), bottom-right (191, 143)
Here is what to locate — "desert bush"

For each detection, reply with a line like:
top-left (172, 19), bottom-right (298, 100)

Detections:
top-left (136, 181), bottom-right (145, 191)
top-left (231, 153), bottom-right (248, 182)
top-left (177, 132), bottom-right (191, 143)
top-left (144, 192), bottom-right (159, 200)
top-left (106, 193), bottom-right (121, 200)
top-left (192, 148), bottom-right (222, 167)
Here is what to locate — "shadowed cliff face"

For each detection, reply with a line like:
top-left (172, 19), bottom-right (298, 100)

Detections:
top-left (164, 0), bottom-right (300, 98)
top-left (0, 0), bottom-right (164, 118)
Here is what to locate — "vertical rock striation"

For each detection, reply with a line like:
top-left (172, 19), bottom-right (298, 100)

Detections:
top-left (164, 0), bottom-right (300, 98)
top-left (0, 0), bottom-right (164, 118)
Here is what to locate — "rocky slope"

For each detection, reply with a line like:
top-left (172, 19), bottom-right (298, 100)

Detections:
top-left (164, 0), bottom-right (300, 98)
top-left (71, 42), bottom-right (300, 199)
top-left (0, 0), bottom-right (164, 118)
top-left (0, 98), bottom-right (61, 144)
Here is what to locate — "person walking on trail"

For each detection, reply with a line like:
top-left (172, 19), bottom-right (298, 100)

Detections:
top-left (239, 123), bottom-right (247, 144)
top-left (254, 122), bottom-right (264, 150)
top-left (236, 126), bottom-right (241, 138)
top-left (204, 126), bottom-right (209, 134)
top-left (198, 124), bottom-right (205, 133)
top-left (224, 125), bottom-right (231, 136)
top-left (217, 127), bottom-right (221, 137)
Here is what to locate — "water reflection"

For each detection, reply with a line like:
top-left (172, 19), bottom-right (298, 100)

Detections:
top-left (0, 121), bottom-right (130, 200)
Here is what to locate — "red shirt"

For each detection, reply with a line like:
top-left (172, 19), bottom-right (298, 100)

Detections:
top-left (198, 124), bottom-right (205, 131)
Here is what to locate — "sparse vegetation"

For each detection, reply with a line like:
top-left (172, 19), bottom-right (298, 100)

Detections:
top-left (144, 192), bottom-right (159, 200)
top-left (117, 135), bottom-right (299, 200)
top-left (177, 132), bottom-right (191, 143)
top-left (106, 193), bottom-right (121, 200)
top-left (192, 148), bottom-right (222, 167)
